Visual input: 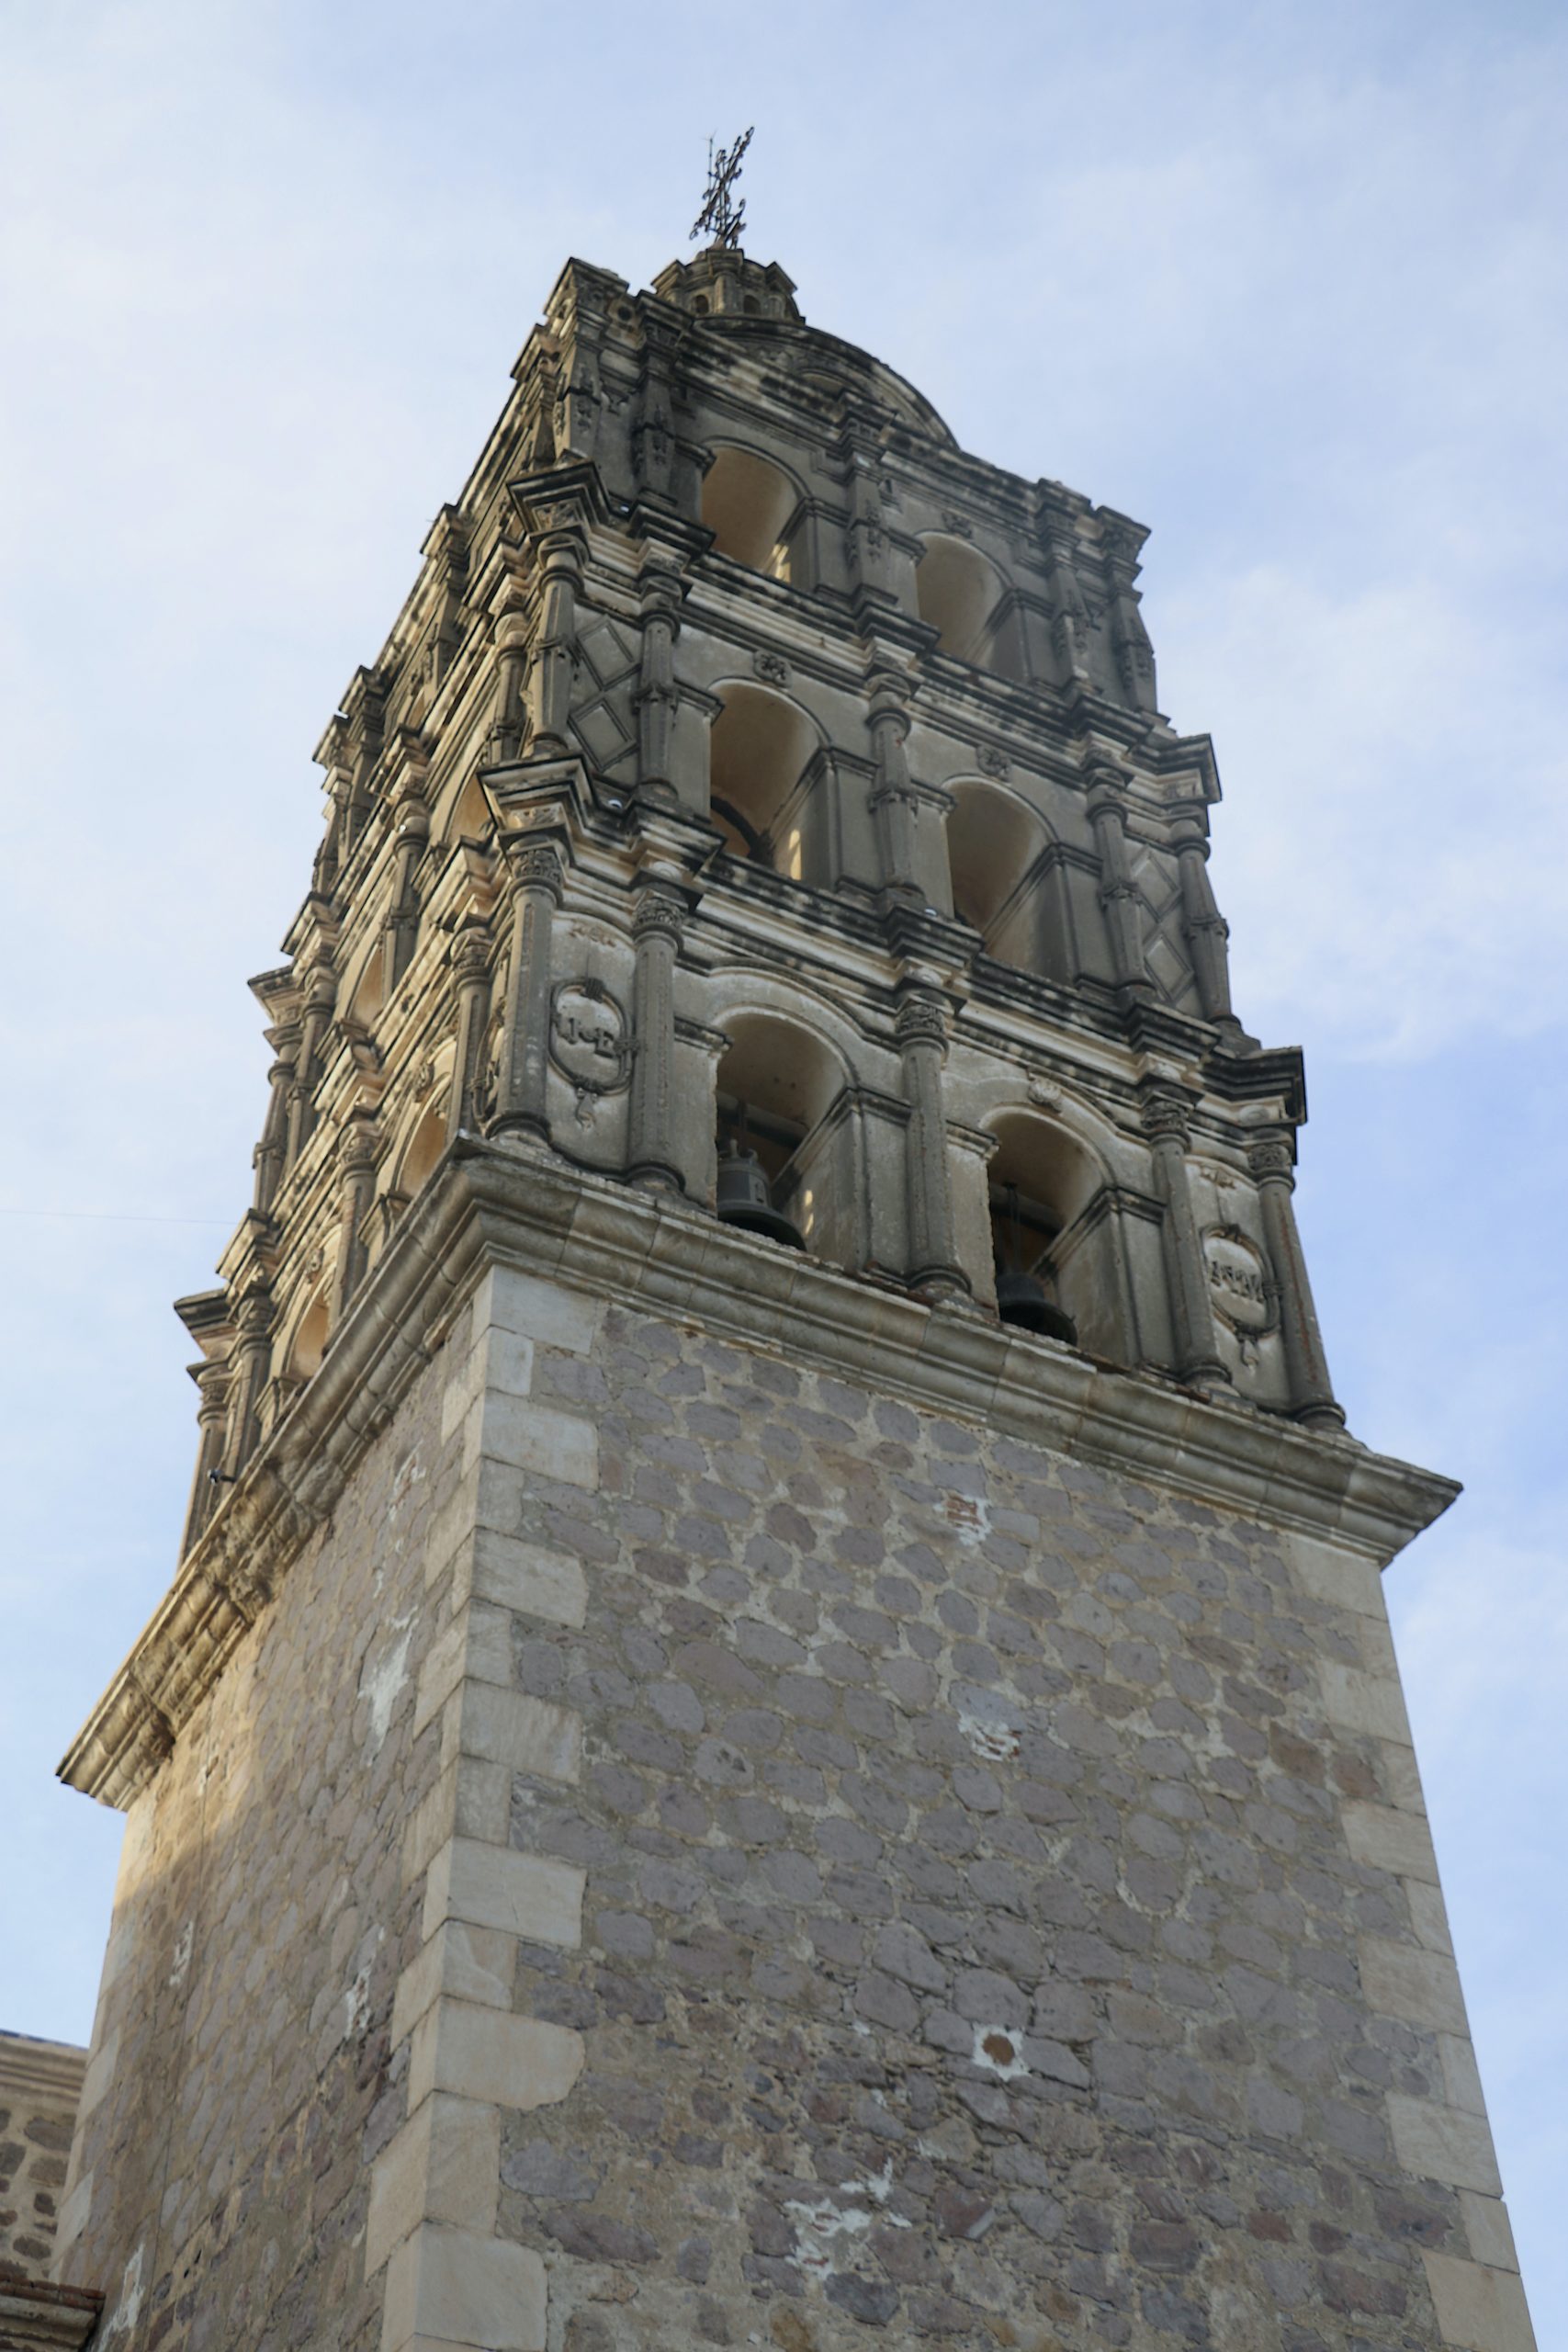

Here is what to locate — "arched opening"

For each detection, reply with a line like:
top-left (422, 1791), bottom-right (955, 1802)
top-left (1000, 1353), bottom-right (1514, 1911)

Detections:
top-left (714, 1013), bottom-right (851, 1264)
top-left (284, 1284), bottom-right (331, 1385)
top-left (986, 1113), bottom-right (1100, 1347)
top-left (708, 684), bottom-right (818, 875)
top-left (702, 446), bottom-right (800, 580)
top-left (346, 946), bottom-right (385, 1029)
top-left (447, 773), bottom-right (494, 844)
top-left (916, 535), bottom-right (1022, 680)
top-left (945, 781), bottom-right (1052, 952)
top-left (397, 1096), bottom-right (448, 1203)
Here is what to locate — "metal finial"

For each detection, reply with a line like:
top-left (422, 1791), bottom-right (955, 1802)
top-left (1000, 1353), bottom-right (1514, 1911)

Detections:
top-left (690, 127), bottom-right (754, 250)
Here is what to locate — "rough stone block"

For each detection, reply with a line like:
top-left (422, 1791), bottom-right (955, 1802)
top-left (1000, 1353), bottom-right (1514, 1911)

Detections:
top-left (475, 1396), bottom-right (598, 1490)
top-left (1359, 1937), bottom-right (1469, 2034)
top-left (1421, 2251), bottom-right (1537, 2350)
top-left (1388, 2095), bottom-right (1503, 2195)
top-left (1460, 2191), bottom-right (1520, 2274)
top-left (391, 1924), bottom-right (516, 2046)
top-left (454, 1686), bottom-right (581, 1783)
top-left (407, 2000), bottom-right (583, 2115)
top-left (422, 1837), bottom-right (584, 1948)
top-left (1341, 1798), bottom-right (1439, 1883)
top-left (1409, 1877), bottom-right (1456, 1954)
top-left (74, 2032), bottom-right (118, 2123)
top-left (478, 1264), bottom-right (598, 1355)
top-left (1441, 2032), bottom-right (1487, 2116)
top-left (467, 1531), bottom-right (587, 1628)
top-left (1317, 1659), bottom-right (1414, 1746)
top-left (382, 2222), bottom-right (546, 2352)
top-left (1287, 1532), bottom-right (1383, 1616)
top-left (365, 2094), bottom-right (501, 2278)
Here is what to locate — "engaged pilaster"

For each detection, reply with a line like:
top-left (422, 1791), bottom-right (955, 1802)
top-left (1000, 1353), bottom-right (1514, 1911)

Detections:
top-left (635, 566), bottom-right (683, 807)
top-left (626, 881), bottom-right (686, 1193)
top-left (897, 981), bottom-right (969, 1300)
top-left (1141, 1084), bottom-right (1230, 1391)
top-left (868, 671), bottom-right (922, 907)
top-left (447, 925), bottom-right (494, 1144)
top-left (1171, 803), bottom-right (1241, 1036)
top-left (333, 1114), bottom-right (378, 1321)
top-left (493, 843), bottom-right (563, 1142)
top-left (1248, 1128), bottom-right (1346, 1430)
top-left (1085, 768), bottom-right (1148, 991)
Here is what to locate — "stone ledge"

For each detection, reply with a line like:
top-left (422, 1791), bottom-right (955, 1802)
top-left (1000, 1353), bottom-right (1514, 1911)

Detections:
top-left (0, 2280), bottom-right (104, 2350)
top-left (0, 2032), bottom-right (86, 2110)
top-left (58, 1138), bottom-right (1460, 1811)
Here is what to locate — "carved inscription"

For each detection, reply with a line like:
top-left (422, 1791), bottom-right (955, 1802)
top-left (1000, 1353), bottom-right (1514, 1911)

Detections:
top-left (1201, 1225), bottom-right (1276, 1365)
top-left (549, 979), bottom-right (630, 1125)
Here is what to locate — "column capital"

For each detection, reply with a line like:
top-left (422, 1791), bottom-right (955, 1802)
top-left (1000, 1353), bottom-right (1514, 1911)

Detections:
top-left (632, 879), bottom-right (687, 946)
top-left (504, 838), bottom-right (565, 899)
top-left (1140, 1081), bottom-right (1194, 1149)
top-left (1247, 1129), bottom-right (1297, 1187)
top-left (450, 923), bottom-right (494, 984)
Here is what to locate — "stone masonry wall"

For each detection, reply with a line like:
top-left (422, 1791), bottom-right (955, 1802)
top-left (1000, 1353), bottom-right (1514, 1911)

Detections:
top-left (59, 1251), bottom-right (1532, 2352)
top-left (377, 1262), bottom-right (1531, 2352)
top-left (0, 2033), bottom-right (85, 2282)
top-left (55, 1340), bottom-right (461, 2351)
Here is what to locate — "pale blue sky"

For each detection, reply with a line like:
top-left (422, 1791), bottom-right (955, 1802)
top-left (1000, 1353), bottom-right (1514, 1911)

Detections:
top-left (2, 0), bottom-right (1563, 2332)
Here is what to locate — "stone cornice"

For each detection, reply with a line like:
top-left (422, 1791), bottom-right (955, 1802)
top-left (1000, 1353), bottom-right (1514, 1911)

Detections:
top-left (0, 2031), bottom-right (87, 2109)
top-left (60, 1141), bottom-right (1458, 1814)
top-left (0, 2282), bottom-right (104, 2350)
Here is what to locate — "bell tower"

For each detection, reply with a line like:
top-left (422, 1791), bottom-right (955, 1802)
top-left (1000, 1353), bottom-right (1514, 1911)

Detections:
top-left (51, 219), bottom-right (1535, 2352)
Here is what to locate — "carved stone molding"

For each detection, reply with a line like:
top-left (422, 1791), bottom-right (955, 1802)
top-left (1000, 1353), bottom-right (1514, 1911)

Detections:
top-left (59, 1144), bottom-right (1457, 1812)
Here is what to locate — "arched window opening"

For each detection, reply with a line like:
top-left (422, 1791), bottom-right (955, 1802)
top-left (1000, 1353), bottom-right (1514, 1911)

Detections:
top-left (916, 535), bottom-right (1022, 681)
top-left (702, 446), bottom-right (801, 580)
top-left (397, 1096), bottom-right (448, 1204)
top-left (708, 684), bottom-right (818, 876)
top-left (987, 1114), bottom-right (1100, 1347)
top-left (945, 782), bottom-right (1051, 957)
top-left (285, 1286), bottom-right (331, 1385)
top-left (347, 948), bottom-right (385, 1029)
top-left (448, 773), bottom-right (494, 844)
top-left (714, 1015), bottom-right (848, 1263)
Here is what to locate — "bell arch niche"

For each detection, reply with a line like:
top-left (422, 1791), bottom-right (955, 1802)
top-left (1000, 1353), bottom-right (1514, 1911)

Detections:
top-left (371, 1077), bottom-right (452, 1260)
top-left (279, 1277), bottom-right (332, 1392)
top-left (713, 1012), bottom-right (860, 1270)
top-left (701, 445), bottom-right (805, 581)
top-left (707, 682), bottom-right (826, 880)
top-left (946, 780), bottom-right (1072, 979)
top-left (986, 1110), bottom-right (1126, 1360)
top-left (915, 534), bottom-right (1025, 683)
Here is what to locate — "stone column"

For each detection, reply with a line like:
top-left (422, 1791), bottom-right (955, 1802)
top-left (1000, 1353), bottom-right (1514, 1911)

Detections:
top-left (253, 1050), bottom-right (293, 1213)
top-left (868, 672), bottom-right (921, 906)
top-left (285, 964), bottom-right (336, 1168)
top-left (1086, 772), bottom-right (1148, 989)
top-left (447, 925), bottom-right (493, 1143)
top-left (181, 1358), bottom-right (231, 1551)
top-left (333, 1116), bottom-right (378, 1321)
top-left (635, 568), bottom-right (682, 807)
top-left (382, 787), bottom-right (430, 996)
top-left (626, 882), bottom-right (685, 1192)
top-left (227, 1287), bottom-right (276, 1473)
top-left (897, 982), bottom-right (969, 1299)
top-left (1171, 806), bottom-right (1239, 1035)
top-left (1248, 1129), bottom-right (1346, 1430)
top-left (1040, 515), bottom-right (1093, 686)
top-left (1142, 1086), bottom-right (1229, 1390)
top-left (1103, 517), bottom-right (1159, 714)
top-left (529, 529), bottom-right (583, 755)
top-left (494, 842), bottom-right (563, 1141)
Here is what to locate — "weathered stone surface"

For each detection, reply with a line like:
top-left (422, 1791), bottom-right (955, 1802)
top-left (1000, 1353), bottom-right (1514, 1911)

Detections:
top-left (0, 2035), bottom-right (85, 2284)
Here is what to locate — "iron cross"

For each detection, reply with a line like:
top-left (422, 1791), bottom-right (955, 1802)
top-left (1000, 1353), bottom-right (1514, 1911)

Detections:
top-left (691, 127), bottom-right (754, 249)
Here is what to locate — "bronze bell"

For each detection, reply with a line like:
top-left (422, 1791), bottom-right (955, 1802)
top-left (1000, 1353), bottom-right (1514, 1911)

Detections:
top-left (996, 1266), bottom-right (1077, 1345)
top-left (716, 1146), bottom-right (805, 1250)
